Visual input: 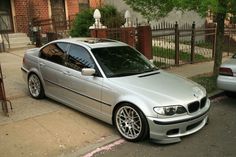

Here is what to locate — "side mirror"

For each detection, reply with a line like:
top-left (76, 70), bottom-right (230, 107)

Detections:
top-left (81, 68), bottom-right (96, 76)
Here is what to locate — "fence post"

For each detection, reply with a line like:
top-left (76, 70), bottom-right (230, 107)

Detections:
top-left (175, 22), bottom-right (179, 65)
top-left (212, 23), bottom-right (217, 59)
top-left (35, 29), bottom-right (42, 47)
top-left (228, 29), bottom-right (231, 56)
top-left (137, 25), bottom-right (152, 60)
top-left (119, 10), bottom-right (136, 47)
top-left (89, 9), bottom-right (107, 38)
top-left (191, 21), bottom-right (195, 63)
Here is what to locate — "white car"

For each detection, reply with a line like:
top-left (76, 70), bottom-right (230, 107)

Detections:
top-left (21, 38), bottom-right (210, 144)
top-left (217, 54), bottom-right (236, 92)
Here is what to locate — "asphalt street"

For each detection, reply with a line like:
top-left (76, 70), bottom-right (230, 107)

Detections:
top-left (93, 94), bottom-right (236, 157)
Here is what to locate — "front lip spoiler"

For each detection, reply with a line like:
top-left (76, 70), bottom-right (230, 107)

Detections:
top-left (153, 107), bottom-right (210, 125)
top-left (21, 67), bottom-right (27, 73)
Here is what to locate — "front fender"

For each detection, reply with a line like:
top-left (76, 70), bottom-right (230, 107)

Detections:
top-left (114, 94), bottom-right (156, 117)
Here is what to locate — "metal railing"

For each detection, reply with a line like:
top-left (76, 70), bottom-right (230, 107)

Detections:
top-left (152, 22), bottom-right (217, 68)
top-left (0, 64), bottom-right (12, 116)
top-left (0, 16), bottom-right (10, 51)
top-left (31, 17), bottom-right (75, 46)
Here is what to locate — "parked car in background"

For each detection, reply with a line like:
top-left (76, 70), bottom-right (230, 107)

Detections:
top-left (217, 54), bottom-right (236, 92)
top-left (21, 38), bottom-right (210, 144)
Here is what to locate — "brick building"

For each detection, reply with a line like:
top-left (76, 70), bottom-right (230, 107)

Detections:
top-left (0, 0), bottom-right (102, 34)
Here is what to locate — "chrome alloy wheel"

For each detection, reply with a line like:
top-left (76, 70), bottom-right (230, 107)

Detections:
top-left (116, 105), bottom-right (142, 140)
top-left (28, 74), bottom-right (41, 98)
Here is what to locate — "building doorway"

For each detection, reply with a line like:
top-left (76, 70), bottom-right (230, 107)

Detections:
top-left (50, 0), bottom-right (66, 30)
top-left (0, 0), bottom-right (14, 32)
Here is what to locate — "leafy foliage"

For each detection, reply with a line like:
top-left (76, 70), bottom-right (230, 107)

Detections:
top-left (153, 46), bottom-right (209, 62)
top-left (70, 9), bottom-right (94, 37)
top-left (123, 0), bottom-right (174, 20)
top-left (70, 5), bottom-right (124, 37)
top-left (123, 0), bottom-right (236, 19)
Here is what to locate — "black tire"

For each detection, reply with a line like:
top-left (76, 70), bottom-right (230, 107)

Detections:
top-left (28, 73), bottom-right (44, 99)
top-left (114, 103), bottom-right (149, 142)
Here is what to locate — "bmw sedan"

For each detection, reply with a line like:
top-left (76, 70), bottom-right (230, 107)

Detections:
top-left (217, 54), bottom-right (236, 92)
top-left (21, 38), bottom-right (210, 144)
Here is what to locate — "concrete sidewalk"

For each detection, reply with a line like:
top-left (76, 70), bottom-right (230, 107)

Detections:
top-left (0, 47), bottom-right (232, 157)
top-left (166, 56), bottom-right (231, 78)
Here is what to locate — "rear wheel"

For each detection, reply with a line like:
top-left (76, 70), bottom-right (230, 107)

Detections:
top-left (28, 73), bottom-right (44, 99)
top-left (114, 103), bottom-right (149, 142)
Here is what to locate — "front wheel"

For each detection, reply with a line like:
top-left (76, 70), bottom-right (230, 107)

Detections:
top-left (28, 73), bottom-right (44, 99)
top-left (114, 103), bottom-right (149, 142)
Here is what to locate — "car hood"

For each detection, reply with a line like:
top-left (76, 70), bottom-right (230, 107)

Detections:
top-left (109, 70), bottom-right (206, 106)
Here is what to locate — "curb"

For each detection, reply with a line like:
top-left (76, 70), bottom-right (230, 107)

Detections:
top-left (58, 135), bottom-right (121, 157)
top-left (208, 90), bottom-right (225, 100)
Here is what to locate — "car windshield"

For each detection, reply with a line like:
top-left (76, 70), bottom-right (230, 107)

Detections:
top-left (91, 46), bottom-right (158, 77)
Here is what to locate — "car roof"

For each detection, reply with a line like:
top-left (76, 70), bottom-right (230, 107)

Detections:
top-left (55, 37), bottom-right (128, 49)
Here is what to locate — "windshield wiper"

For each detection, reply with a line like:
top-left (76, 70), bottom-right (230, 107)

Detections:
top-left (142, 67), bottom-right (159, 73)
top-left (138, 68), bottom-right (160, 78)
top-left (138, 72), bottom-right (160, 78)
top-left (110, 72), bottom-right (142, 77)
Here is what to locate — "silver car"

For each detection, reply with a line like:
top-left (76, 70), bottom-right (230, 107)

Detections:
top-left (21, 38), bottom-right (210, 144)
top-left (217, 54), bottom-right (236, 92)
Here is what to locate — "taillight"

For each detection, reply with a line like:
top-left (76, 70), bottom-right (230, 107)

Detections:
top-left (219, 67), bottom-right (233, 76)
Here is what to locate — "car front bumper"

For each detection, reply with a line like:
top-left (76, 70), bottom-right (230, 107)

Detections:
top-left (21, 67), bottom-right (28, 82)
top-left (147, 101), bottom-right (210, 144)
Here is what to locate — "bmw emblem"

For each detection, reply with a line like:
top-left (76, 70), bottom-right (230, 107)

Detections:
top-left (192, 87), bottom-right (202, 98)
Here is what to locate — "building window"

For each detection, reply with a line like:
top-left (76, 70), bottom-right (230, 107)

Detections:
top-left (79, 0), bottom-right (89, 11)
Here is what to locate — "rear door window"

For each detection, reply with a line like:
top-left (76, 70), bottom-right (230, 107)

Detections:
top-left (40, 42), bottom-right (68, 65)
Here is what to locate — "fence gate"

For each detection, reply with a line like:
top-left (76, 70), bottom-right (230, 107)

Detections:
top-left (0, 64), bottom-right (12, 116)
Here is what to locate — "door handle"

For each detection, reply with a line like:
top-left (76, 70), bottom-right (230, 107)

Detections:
top-left (62, 71), bottom-right (71, 76)
top-left (39, 63), bottom-right (45, 67)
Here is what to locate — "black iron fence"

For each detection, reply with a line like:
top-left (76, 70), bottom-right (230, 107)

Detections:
top-left (152, 22), bottom-right (236, 69)
top-left (152, 22), bottom-right (219, 68)
top-left (31, 15), bottom-right (76, 46)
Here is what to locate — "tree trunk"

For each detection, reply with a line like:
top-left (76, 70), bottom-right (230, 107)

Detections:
top-left (213, 4), bottom-right (226, 76)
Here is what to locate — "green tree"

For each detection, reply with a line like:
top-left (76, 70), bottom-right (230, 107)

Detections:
top-left (124, 0), bottom-right (236, 75)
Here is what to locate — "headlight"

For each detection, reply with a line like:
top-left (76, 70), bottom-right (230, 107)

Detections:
top-left (153, 105), bottom-right (187, 116)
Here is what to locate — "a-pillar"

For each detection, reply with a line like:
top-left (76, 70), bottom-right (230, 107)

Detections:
top-left (137, 25), bottom-right (152, 60)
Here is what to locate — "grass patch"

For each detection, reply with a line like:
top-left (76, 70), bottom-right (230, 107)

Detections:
top-left (153, 47), bottom-right (209, 62)
top-left (181, 41), bottom-right (213, 49)
top-left (190, 73), bottom-right (217, 93)
top-left (195, 42), bottom-right (213, 49)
